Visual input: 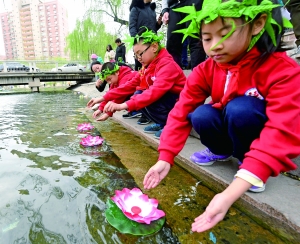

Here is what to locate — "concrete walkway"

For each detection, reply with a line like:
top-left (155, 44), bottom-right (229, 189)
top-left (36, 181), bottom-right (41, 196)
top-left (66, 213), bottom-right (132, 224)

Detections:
top-left (74, 74), bottom-right (300, 243)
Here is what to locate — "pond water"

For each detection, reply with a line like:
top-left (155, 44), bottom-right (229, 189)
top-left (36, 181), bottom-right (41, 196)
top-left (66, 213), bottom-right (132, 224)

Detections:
top-left (0, 91), bottom-right (285, 243)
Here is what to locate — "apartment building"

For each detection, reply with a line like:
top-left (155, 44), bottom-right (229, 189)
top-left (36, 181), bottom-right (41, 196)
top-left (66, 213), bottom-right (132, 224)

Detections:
top-left (0, 0), bottom-right (68, 60)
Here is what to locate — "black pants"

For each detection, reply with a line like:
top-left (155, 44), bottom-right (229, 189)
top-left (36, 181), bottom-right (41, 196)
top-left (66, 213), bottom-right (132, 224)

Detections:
top-left (167, 0), bottom-right (206, 69)
top-left (135, 90), bottom-right (179, 126)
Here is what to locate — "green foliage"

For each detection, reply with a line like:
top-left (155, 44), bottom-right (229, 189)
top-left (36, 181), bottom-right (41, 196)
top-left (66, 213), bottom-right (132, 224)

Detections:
top-left (65, 17), bottom-right (117, 61)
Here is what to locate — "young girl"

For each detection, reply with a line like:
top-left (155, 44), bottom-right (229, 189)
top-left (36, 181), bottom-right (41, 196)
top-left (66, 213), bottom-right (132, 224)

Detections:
top-left (87, 62), bottom-right (137, 121)
top-left (143, 0), bottom-right (300, 232)
top-left (104, 45), bottom-right (116, 63)
top-left (88, 27), bottom-right (186, 139)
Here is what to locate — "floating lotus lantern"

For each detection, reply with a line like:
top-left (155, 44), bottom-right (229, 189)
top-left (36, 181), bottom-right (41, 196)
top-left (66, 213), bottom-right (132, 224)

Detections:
top-left (105, 188), bottom-right (166, 235)
top-left (76, 123), bottom-right (94, 132)
top-left (80, 135), bottom-right (104, 147)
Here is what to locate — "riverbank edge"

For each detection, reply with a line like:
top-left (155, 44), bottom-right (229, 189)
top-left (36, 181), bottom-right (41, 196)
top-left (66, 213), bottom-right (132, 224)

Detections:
top-left (73, 82), bottom-right (300, 243)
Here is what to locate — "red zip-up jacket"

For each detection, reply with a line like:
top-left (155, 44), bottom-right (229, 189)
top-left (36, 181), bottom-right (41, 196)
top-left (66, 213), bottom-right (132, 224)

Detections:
top-left (159, 47), bottom-right (300, 183)
top-left (99, 66), bottom-right (137, 116)
top-left (103, 48), bottom-right (186, 111)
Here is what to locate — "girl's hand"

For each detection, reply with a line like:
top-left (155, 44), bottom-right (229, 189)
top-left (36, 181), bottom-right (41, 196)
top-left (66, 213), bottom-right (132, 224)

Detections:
top-left (191, 192), bottom-right (231, 232)
top-left (103, 102), bottom-right (128, 113)
top-left (96, 113), bottom-right (110, 121)
top-left (93, 110), bottom-right (102, 118)
top-left (95, 79), bottom-right (103, 87)
top-left (87, 97), bottom-right (104, 107)
top-left (192, 178), bottom-right (251, 232)
top-left (143, 160), bottom-right (171, 189)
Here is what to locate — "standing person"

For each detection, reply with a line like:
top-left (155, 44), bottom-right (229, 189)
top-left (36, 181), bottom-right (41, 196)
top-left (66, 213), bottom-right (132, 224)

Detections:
top-left (282, 0), bottom-right (300, 58)
top-left (87, 28), bottom-right (186, 139)
top-left (143, 0), bottom-right (300, 232)
top-left (89, 62), bottom-right (137, 121)
top-left (115, 38), bottom-right (126, 63)
top-left (160, 0), bottom-right (206, 69)
top-left (104, 45), bottom-right (116, 63)
top-left (129, 0), bottom-right (162, 71)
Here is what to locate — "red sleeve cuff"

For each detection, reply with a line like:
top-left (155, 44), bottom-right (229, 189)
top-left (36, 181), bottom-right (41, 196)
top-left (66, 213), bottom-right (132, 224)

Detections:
top-left (158, 150), bottom-right (175, 166)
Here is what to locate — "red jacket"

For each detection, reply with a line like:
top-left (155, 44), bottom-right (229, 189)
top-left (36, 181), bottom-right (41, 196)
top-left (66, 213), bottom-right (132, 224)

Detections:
top-left (99, 66), bottom-right (137, 116)
top-left (103, 48), bottom-right (186, 111)
top-left (159, 47), bottom-right (300, 183)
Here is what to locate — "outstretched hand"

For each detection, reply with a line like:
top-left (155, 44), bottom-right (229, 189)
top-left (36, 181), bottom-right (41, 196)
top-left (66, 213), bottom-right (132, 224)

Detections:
top-left (143, 160), bottom-right (171, 189)
top-left (191, 178), bottom-right (250, 232)
top-left (96, 113), bottom-right (110, 121)
top-left (191, 193), bottom-right (231, 232)
top-left (103, 101), bottom-right (128, 113)
top-left (93, 110), bottom-right (102, 118)
top-left (87, 97), bottom-right (104, 108)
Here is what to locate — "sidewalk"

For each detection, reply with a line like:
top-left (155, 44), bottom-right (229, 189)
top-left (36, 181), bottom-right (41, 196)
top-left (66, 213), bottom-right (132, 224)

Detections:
top-left (111, 110), bottom-right (300, 243)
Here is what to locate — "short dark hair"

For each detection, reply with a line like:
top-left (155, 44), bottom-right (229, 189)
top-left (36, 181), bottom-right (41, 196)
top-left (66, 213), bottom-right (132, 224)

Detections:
top-left (100, 62), bottom-right (116, 72)
top-left (90, 61), bottom-right (102, 72)
top-left (115, 38), bottom-right (121, 43)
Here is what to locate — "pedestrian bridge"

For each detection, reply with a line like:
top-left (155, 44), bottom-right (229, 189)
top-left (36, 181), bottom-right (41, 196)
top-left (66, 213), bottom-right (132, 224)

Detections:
top-left (0, 72), bottom-right (94, 91)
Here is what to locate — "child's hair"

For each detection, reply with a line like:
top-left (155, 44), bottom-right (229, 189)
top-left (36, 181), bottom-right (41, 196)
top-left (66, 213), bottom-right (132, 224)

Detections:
top-left (90, 61), bottom-right (102, 73)
top-left (115, 38), bottom-right (122, 43)
top-left (100, 62), bottom-right (120, 80)
top-left (235, 0), bottom-right (284, 53)
top-left (130, 27), bottom-right (164, 52)
top-left (174, 0), bottom-right (289, 54)
top-left (107, 45), bottom-right (113, 51)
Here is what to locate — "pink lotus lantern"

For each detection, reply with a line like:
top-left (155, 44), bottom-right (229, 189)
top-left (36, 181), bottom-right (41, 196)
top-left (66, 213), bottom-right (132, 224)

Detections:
top-left (111, 188), bottom-right (165, 224)
top-left (80, 135), bottom-right (104, 147)
top-left (77, 123), bottom-right (94, 132)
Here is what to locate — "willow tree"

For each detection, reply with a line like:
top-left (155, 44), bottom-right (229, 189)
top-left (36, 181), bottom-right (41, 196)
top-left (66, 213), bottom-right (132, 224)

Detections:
top-left (65, 17), bottom-right (116, 61)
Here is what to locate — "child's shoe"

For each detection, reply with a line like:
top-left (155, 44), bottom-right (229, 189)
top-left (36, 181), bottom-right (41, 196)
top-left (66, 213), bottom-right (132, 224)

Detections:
top-left (143, 124), bottom-right (162, 134)
top-left (248, 184), bottom-right (266, 193)
top-left (122, 111), bottom-right (142, 118)
top-left (137, 116), bottom-right (151, 125)
top-left (190, 148), bottom-right (231, 166)
top-left (153, 129), bottom-right (163, 139)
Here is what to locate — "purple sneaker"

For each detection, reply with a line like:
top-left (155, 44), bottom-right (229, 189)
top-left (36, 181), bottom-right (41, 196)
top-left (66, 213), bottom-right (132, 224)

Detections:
top-left (190, 148), bottom-right (231, 166)
top-left (248, 184), bottom-right (266, 193)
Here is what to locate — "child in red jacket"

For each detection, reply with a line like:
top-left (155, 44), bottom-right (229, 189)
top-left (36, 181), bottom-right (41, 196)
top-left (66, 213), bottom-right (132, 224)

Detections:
top-left (87, 62), bottom-right (137, 121)
top-left (88, 27), bottom-right (186, 139)
top-left (143, 0), bottom-right (300, 233)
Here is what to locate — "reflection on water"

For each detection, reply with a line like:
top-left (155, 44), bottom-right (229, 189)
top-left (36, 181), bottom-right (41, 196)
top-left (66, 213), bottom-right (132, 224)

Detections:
top-left (0, 92), bottom-right (286, 243)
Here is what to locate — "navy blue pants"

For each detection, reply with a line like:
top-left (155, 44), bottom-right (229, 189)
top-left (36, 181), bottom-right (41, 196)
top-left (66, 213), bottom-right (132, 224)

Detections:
top-left (188, 96), bottom-right (267, 161)
top-left (134, 90), bottom-right (178, 127)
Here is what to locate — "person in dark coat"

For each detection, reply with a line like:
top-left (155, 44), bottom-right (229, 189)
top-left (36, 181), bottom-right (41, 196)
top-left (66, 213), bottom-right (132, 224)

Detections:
top-left (115, 38), bottom-right (126, 63)
top-left (129, 0), bottom-right (162, 70)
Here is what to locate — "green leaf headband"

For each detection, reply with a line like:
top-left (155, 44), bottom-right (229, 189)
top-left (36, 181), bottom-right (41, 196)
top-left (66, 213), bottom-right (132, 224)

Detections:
top-left (124, 27), bottom-right (164, 49)
top-left (173, 0), bottom-right (292, 51)
top-left (100, 64), bottom-right (120, 80)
